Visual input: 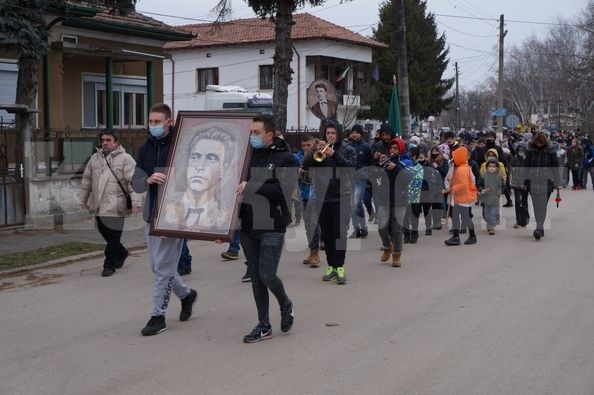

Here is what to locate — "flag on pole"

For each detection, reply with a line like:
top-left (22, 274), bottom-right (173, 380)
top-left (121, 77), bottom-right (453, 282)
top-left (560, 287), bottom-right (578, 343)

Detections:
top-left (388, 77), bottom-right (402, 137)
top-left (335, 66), bottom-right (350, 83)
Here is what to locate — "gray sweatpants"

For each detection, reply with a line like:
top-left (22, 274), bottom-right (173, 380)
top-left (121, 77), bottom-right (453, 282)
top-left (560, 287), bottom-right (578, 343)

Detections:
top-left (145, 224), bottom-right (190, 317)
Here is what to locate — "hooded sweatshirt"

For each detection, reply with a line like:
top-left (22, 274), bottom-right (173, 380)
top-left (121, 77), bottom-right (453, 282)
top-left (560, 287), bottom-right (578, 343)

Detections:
top-left (479, 157), bottom-right (504, 205)
top-left (302, 119), bottom-right (357, 202)
top-left (479, 148), bottom-right (507, 182)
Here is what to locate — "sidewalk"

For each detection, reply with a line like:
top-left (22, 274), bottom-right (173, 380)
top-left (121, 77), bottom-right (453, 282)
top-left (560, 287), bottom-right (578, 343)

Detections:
top-left (0, 214), bottom-right (147, 259)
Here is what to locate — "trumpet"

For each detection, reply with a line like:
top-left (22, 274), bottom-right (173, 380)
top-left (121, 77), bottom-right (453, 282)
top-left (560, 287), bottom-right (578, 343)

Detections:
top-left (313, 140), bottom-right (334, 162)
top-left (379, 154), bottom-right (394, 167)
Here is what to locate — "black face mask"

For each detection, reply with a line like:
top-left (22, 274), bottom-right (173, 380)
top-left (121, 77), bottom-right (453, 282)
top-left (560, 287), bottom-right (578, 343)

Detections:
top-left (418, 160), bottom-right (426, 165)
top-left (431, 153), bottom-right (439, 158)
top-left (486, 139), bottom-right (495, 147)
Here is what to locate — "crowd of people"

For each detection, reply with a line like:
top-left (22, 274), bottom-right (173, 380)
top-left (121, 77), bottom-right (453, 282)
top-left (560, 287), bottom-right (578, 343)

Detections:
top-left (79, 104), bottom-right (591, 342)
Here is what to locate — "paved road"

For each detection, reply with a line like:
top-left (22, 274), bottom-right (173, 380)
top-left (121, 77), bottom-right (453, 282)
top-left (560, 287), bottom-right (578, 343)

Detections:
top-left (1, 190), bottom-right (593, 394)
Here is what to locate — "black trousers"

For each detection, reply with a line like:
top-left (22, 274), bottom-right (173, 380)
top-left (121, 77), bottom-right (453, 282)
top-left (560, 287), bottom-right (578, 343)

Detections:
top-left (318, 200), bottom-right (350, 268)
top-left (96, 216), bottom-right (127, 269)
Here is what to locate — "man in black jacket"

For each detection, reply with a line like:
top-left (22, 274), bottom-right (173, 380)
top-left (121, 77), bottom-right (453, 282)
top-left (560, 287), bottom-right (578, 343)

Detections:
top-left (238, 113), bottom-right (297, 343)
top-left (303, 119), bottom-right (357, 284)
top-left (131, 103), bottom-right (197, 336)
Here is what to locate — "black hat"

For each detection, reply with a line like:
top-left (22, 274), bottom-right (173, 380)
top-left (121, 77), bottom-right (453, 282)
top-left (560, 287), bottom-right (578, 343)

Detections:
top-left (351, 124), bottom-right (364, 133)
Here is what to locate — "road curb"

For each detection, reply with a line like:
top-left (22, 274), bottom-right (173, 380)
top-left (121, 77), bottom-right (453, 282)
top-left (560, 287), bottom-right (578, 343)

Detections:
top-left (0, 244), bottom-right (147, 276)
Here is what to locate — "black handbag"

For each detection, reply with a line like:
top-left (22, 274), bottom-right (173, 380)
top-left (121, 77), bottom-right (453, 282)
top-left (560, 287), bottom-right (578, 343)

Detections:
top-left (105, 156), bottom-right (132, 210)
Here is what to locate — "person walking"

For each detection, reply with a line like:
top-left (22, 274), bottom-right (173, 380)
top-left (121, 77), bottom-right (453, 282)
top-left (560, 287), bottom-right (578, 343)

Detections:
top-left (522, 133), bottom-right (561, 240)
top-left (237, 113), bottom-right (296, 343)
top-left (375, 138), bottom-right (413, 267)
top-left (478, 157), bottom-right (505, 235)
top-left (295, 134), bottom-right (321, 267)
top-left (444, 146), bottom-right (478, 246)
top-left (78, 130), bottom-right (141, 277)
top-left (348, 124), bottom-right (372, 239)
top-left (303, 119), bottom-right (357, 284)
top-left (131, 103), bottom-right (197, 336)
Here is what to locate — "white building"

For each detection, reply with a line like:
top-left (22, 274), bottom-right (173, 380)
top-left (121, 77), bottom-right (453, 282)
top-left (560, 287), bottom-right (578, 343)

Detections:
top-left (164, 13), bottom-right (386, 131)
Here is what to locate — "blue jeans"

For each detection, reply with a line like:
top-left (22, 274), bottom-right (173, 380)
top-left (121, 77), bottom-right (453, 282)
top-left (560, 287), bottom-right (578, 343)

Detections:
top-left (177, 239), bottom-right (192, 272)
top-left (350, 179), bottom-right (368, 232)
top-left (483, 204), bottom-right (498, 226)
top-left (228, 228), bottom-right (241, 254)
top-left (241, 231), bottom-right (290, 325)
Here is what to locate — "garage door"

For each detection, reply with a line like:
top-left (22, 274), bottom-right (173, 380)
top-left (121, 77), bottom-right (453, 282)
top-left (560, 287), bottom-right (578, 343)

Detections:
top-left (0, 62), bottom-right (18, 127)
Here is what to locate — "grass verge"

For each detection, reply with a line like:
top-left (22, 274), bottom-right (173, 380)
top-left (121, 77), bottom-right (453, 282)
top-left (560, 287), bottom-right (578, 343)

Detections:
top-left (0, 242), bottom-right (104, 271)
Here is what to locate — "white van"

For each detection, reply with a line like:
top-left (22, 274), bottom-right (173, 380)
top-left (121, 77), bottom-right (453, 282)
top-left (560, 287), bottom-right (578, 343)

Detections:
top-left (204, 85), bottom-right (273, 112)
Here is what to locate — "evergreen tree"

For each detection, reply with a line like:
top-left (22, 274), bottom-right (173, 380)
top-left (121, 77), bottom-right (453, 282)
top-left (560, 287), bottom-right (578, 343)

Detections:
top-left (371, 0), bottom-right (453, 121)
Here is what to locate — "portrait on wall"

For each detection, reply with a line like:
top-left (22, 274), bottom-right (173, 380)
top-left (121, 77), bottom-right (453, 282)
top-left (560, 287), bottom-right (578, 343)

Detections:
top-left (150, 111), bottom-right (253, 241)
top-left (307, 79), bottom-right (338, 120)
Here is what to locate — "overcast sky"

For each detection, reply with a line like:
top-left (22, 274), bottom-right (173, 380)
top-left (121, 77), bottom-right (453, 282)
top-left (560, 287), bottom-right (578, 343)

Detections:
top-left (137, 0), bottom-right (589, 90)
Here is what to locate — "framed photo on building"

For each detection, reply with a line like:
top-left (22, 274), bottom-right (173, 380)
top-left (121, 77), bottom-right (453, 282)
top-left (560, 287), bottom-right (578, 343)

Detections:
top-left (150, 111), bottom-right (253, 241)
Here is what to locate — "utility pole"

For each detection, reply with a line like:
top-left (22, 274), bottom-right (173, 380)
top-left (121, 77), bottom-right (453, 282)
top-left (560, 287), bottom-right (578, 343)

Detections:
top-left (394, 0), bottom-right (411, 140)
top-left (455, 62), bottom-right (460, 130)
top-left (497, 14), bottom-right (507, 135)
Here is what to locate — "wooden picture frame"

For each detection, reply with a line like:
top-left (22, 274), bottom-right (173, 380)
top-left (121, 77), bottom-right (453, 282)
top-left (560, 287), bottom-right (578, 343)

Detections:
top-left (150, 111), bottom-right (253, 241)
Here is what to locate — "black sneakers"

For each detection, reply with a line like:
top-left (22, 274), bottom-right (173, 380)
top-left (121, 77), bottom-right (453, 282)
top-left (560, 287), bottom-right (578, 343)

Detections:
top-left (280, 300), bottom-right (294, 333)
top-left (101, 268), bottom-right (115, 277)
top-left (243, 323), bottom-right (272, 343)
top-left (180, 289), bottom-right (198, 322)
top-left (141, 315), bottom-right (167, 336)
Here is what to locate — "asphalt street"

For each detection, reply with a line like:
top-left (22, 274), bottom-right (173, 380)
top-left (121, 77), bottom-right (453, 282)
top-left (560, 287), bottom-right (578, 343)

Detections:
top-left (1, 189), bottom-right (593, 394)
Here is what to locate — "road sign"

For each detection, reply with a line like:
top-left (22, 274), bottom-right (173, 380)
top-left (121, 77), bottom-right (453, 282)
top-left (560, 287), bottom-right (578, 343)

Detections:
top-left (492, 108), bottom-right (507, 117)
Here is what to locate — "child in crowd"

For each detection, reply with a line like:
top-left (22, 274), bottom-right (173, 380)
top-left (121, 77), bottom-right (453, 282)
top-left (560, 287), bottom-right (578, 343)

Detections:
top-left (479, 158), bottom-right (504, 235)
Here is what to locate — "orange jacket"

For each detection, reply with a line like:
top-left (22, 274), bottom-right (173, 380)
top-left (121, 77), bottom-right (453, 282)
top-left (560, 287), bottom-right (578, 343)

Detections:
top-left (449, 147), bottom-right (477, 204)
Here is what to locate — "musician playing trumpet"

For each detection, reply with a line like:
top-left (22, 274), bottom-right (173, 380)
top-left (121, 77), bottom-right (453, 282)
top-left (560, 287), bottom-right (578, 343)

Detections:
top-left (302, 119), bottom-right (357, 285)
top-left (374, 138), bottom-right (413, 267)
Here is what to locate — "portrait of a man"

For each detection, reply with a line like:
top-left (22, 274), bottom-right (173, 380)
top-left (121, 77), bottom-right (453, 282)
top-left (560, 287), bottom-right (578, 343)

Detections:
top-left (150, 112), bottom-right (253, 241)
top-left (308, 80), bottom-right (338, 120)
top-left (163, 126), bottom-right (236, 232)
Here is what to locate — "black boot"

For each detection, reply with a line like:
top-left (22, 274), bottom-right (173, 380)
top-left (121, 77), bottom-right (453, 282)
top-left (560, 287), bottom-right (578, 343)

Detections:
top-left (410, 230), bottom-right (419, 244)
top-left (445, 230), bottom-right (460, 246)
top-left (403, 229), bottom-right (411, 243)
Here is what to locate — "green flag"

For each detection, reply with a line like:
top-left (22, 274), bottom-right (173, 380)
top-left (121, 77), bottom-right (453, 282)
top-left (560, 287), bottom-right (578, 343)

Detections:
top-left (388, 84), bottom-right (402, 137)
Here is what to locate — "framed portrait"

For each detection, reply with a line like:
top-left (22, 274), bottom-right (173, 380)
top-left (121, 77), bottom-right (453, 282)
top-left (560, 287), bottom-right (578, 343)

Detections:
top-left (150, 111), bottom-right (253, 241)
top-left (307, 79), bottom-right (338, 121)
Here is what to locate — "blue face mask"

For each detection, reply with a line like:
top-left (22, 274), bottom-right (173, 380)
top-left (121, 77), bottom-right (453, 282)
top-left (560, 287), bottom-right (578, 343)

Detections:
top-left (250, 135), bottom-right (265, 149)
top-left (149, 124), bottom-right (165, 138)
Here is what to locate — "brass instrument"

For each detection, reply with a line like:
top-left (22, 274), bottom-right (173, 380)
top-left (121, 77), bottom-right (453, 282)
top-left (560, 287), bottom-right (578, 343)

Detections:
top-left (313, 140), bottom-right (334, 162)
top-left (299, 166), bottom-right (313, 184)
top-left (379, 154), bottom-right (394, 167)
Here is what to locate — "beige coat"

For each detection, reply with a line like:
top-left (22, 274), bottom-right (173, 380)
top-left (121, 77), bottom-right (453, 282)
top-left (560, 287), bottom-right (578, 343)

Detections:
top-left (78, 145), bottom-right (142, 217)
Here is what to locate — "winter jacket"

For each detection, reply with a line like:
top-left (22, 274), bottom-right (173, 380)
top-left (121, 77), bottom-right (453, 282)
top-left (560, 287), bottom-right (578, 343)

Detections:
top-left (374, 138), bottom-right (413, 207)
top-left (420, 161), bottom-right (447, 203)
top-left (566, 145), bottom-right (584, 169)
top-left (447, 147), bottom-right (477, 205)
top-left (131, 129), bottom-right (174, 222)
top-left (239, 136), bottom-right (297, 234)
top-left (78, 145), bottom-right (141, 217)
top-left (522, 141), bottom-right (560, 194)
top-left (478, 158), bottom-right (504, 206)
top-left (479, 148), bottom-right (507, 183)
top-left (302, 119), bottom-right (357, 202)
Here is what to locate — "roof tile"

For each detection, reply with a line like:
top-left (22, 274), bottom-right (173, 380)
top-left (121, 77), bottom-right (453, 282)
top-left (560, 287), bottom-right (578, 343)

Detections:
top-left (165, 13), bottom-right (386, 50)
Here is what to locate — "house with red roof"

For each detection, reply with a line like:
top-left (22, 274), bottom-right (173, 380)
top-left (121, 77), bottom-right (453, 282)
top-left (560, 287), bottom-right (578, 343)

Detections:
top-left (164, 13), bottom-right (386, 132)
top-left (0, 3), bottom-right (192, 228)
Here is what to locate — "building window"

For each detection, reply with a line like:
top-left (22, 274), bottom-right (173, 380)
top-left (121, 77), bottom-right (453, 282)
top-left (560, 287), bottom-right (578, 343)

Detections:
top-left (197, 67), bottom-right (219, 92)
top-left (82, 74), bottom-right (146, 128)
top-left (259, 65), bottom-right (274, 90)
